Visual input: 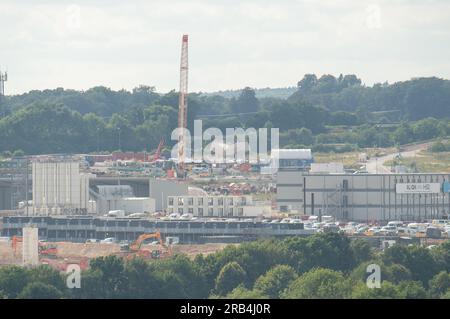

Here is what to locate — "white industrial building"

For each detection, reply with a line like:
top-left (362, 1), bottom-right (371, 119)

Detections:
top-left (114, 197), bottom-right (155, 215)
top-left (167, 195), bottom-right (269, 218)
top-left (277, 170), bottom-right (450, 222)
top-left (149, 178), bottom-right (189, 210)
top-left (93, 185), bottom-right (155, 215)
top-left (262, 149), bottom-right (313, 174)
top-left (32, 161), bottom-right (94, 215)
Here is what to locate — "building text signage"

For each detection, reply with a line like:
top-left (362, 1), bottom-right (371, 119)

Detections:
top-left (396, 183), bottom-right (441, 194)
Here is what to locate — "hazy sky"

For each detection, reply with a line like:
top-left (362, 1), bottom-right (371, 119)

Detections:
top-left (1, 0), bottom-right (450, 95)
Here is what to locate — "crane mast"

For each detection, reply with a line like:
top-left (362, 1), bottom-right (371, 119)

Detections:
top-left (177, 34), bottom-right (189, 177)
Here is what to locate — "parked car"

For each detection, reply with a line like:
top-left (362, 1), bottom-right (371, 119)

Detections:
top-left (397, 227), bottom-right (416, 236)
top-left (365, 227), bottom-right (381, 236)
top-left (380, 225), bottom-right (397, 236)
top-left (322, 223), bottom-right (340, 233)
top-left (100, 237), bottom-right (116, 244)
top-left (354, 226), bottom-right (369, 235)
top-left (426, 227), bottom-right (442, 239)
top-left (387, 221), bottom-right (404, 228)
top-left (431, 220), bottom-right (448, 228)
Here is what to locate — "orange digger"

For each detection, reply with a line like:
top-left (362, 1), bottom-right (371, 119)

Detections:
top-left (119, 231), bottom-right (172, 260)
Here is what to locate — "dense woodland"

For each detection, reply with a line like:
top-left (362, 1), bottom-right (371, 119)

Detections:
top-left (1, 233), bottom-right (450, 299)
top-left (0, 74), bottom-right (450, 155)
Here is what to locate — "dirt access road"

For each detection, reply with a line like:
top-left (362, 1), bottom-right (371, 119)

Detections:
top-left (365, 142), bottom-right (432, 174)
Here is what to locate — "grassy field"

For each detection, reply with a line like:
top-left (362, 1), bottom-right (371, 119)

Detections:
top-left (314, 147), bottom-right (396, 170)
top-left (384, 151), bottom-right (450, 173)
top-left (313, 152), bottom-right (361, 169)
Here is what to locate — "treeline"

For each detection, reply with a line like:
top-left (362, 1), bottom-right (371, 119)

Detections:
top-left (1, 234), bottom-right (450, 299)
top-left (4, 75), bottom-right (450, 122)
top-left (290, 74), bottom-right (450, 121)
top-left (1, 75), bottom-right (450, 155)
top-left (0, 90), bottom-right (360, 154)
top-left (430, 140), bottom-right (450, 152)
top-left (2, 85), bottom-right (161, 117)
top-left (283, 117), bottom-right (450, 151)
top-left (0, 102), bottom-right (449, 155)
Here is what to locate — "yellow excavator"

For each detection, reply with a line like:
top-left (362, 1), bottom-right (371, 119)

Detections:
top-left (120, 231), bottom-right (172, 260)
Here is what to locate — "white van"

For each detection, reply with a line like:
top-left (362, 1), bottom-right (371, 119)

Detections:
top-left (129, 213), bottom-right (146, 218)
top-left (100, 237), bottom-right (116, 244)
top-left (107, 210), bottom-right (125, 218)
top-left (387, 221), bottom-right (403, 228)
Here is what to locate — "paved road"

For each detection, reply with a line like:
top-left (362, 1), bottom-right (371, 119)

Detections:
top-left (365, 142), bottom-right (432, 174)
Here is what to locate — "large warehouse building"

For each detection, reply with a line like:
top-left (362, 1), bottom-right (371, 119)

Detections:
top-left (277, 170), bottom-right (450, 222)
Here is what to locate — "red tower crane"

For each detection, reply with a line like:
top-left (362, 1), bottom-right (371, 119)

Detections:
top-left (177, 34), bottom-right (189, 177)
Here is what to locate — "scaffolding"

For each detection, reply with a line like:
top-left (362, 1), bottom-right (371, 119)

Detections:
top-left (0, 157), bottom-right (31, 211)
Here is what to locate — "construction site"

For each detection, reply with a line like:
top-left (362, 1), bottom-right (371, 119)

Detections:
top-left (2, 35), bottom-right (450, 275)
top-left (0, 225), bottom-right (230, 270)
top-left (0, 35), bottom-right (238, 271)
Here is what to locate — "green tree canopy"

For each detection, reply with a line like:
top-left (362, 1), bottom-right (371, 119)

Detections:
top-left (18, 282), bottom-right (62, 299)
top-left (215, 262), bottom-right (247, 296)
top-left (282, 268), bottom-right (352, 299)
top-left (253, 265), bottom-right (298, 298)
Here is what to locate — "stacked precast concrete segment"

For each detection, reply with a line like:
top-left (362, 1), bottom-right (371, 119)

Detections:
top-left (22, 226), bottom-right (39, 266)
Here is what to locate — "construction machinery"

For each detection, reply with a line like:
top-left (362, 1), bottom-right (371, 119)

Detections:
top-left (120, 231), bottom-right (172, 260)
top-left (12, 235), bottom-right (58, 258)
top-left (38, 242), bottom-right (58, 258)
top-left (150, 138), bottom-right (165, 163)
top-left (11, 235), bottom-right (22, 256)
top-left (40, 257), bottom-right (89, 272)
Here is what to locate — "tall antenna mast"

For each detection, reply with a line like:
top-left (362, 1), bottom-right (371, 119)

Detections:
top-left (177, 34), bottom-right (189, 177)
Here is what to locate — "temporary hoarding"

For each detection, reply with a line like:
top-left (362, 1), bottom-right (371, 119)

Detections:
top-left (396, 183), bottom-right (441, 194)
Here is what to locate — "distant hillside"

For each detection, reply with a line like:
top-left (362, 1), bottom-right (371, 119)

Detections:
top-left (289, 74), bottom-right (450, 121)
top-left (203, 87), bottom-right (296, 99)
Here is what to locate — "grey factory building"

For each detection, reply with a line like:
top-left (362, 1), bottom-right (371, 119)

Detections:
top-left (277, 170), bottom-right (450, 222)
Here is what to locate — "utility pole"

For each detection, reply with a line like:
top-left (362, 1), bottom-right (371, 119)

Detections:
top-left (177, 35), bottom-right (189, 178)
top-left (0, 70), bottom-right (7, 118)
top-left (117, 127), bottom-right (121, 186)
top-left (97, 127), bottom-right (100, 153)
top-left (25, 158), bottom-right (29, 216)
top-left (118, 127), bottom-right (121, 151)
